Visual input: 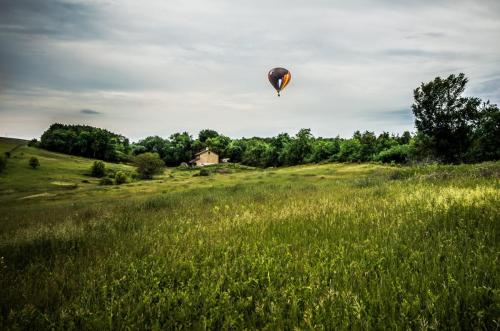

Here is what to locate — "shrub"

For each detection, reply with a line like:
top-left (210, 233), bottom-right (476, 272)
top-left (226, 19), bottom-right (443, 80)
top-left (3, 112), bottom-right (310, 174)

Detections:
top-left (0, 155), bottom-right (6, 173)
top-left (375, 145), bottom-right (411, 164)
top-left (115, 171), bottom-right (128, 185)
top-left (91, 161), bottom-right (106, 177)
top-left (4, 152), bottom-right (10, 158)
top-left (199, 168), bottom-right (210, 176)
top-left (135, 152), bottom-right (164, 179)
top-left (99, 177), bottom-right (113, 185)
top-left (29, 157), bottom-right (40, 169)
top-left (28, 139), bottom-right (38, 147)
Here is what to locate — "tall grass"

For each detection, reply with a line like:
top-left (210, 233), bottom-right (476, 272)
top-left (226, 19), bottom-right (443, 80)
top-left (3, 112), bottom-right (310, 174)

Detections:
top-left (1, 162), bottom-right (499, 329)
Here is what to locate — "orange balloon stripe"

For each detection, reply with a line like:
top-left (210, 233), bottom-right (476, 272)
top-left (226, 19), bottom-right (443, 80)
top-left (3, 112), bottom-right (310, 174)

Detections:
top-left (280, 73), bottom-right (291, 91)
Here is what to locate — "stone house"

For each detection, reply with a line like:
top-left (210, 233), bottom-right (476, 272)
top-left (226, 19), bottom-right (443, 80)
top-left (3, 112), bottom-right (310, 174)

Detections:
top-left (189, 148), bottom-right (219, 166)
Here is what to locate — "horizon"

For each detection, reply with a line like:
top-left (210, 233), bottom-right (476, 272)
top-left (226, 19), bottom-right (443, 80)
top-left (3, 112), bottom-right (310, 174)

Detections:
top-left (1, 0), bottom-right (500, 141)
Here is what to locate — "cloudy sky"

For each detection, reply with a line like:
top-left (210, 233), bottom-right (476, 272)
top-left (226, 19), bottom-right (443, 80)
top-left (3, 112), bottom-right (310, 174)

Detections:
top-left (1, 0), bottom-right (499, 141)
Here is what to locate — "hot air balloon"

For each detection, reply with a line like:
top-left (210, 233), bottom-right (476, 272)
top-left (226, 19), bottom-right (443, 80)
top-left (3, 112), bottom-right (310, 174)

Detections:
top-left (268, 67), bottom-right (291, 97)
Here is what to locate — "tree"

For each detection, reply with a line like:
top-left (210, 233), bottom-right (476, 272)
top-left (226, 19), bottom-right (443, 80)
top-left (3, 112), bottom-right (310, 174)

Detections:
top-left (375, 132), bottom-right (398, 154)
top-left (412, 73), bottom-right (481, 163)
top-left (242, 139), bottom-right (270, 167)
top-left (40, 123), bottom-right (129, 162)
top-left (29, 157), bottom-right (40, 169)
top-left (283, 129), bottom-right (314, 165)
top-left (268, 133), bottom-right (291, 167)
top-left (135, 152), bottom-right (165, 179)
top-left (198, 129), bottom-right (219, 143)
top-left (91, 161), bottom-right (106, 177)
top-left (310, 139), bottom-right (339, 163)
top-left (28, 139), bottom-right (39, 147)
top-left (358, 131), bottom-right (377, 161)
top-left (468, 102), bottom-right (500, 162)
top-left (397, 131), bottom-right (412, 145)
top-left (374, 145), bottom-right (411, 164)
top-left (206, 135), bottom-right (231, 157)
top-left (337, 139), bottom-right (363, 162)
top-left (135, 136), bottom-right (169, 159)
top-left (227, 140), bottom-right (246, 163)
top-left (164, 132), bottom-right (193, 166)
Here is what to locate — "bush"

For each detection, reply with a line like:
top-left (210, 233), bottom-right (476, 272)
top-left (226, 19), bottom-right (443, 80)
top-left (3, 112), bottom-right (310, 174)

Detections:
top-left (91, 161), bottom-right (106, 177)
top-left (99, 177), bottom-right (113, 185)
top-left (28, 139), bottom-right (38, 147)
top-left (29, 157), bottom-right (40, 169)
top-left (115, 171), bottom-right (128, 185)
top-left (375, 145), bottom-right (411, 164)
top-left (199, 168), bottom-right (210, 176)
top-left (0, 155), bottom-right (6, 173)
top-left (135, 152), bottom-right (164, 179)
top-left (4, 152), bottom-right (10, 158)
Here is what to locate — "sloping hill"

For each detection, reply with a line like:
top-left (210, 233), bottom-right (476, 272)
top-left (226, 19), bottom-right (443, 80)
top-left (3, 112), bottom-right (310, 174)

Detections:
top-left (0, 137), bottom-right (135, 200)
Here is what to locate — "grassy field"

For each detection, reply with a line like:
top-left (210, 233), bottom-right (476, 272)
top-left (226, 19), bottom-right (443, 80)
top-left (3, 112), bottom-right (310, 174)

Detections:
top-left (0, 137), bottom-right (499, 329)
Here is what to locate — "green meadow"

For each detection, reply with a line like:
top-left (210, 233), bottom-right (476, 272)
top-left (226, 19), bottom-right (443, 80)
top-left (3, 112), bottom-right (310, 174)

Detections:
top-left (0, 137), bottom-right (499, 329)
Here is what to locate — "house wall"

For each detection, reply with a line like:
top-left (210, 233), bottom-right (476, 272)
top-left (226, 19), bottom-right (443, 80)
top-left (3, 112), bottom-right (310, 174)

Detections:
top-left (197, 151), bottom-right (219, 165)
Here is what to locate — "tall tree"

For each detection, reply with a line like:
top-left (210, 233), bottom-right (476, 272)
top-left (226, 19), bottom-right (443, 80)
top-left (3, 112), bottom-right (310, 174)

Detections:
top-left (412, 73), bottom-right (481, 163)
top-left (198, 129), bottom-right (219, 143)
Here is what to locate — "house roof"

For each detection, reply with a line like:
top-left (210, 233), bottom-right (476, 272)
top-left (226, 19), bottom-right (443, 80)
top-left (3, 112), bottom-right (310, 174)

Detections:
top-left (194, 147), bottom-right (218, 156)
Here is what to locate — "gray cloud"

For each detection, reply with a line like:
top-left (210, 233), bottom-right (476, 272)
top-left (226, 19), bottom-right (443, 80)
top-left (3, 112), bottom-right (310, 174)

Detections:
top-left (0, 0), bottom-right (103, 39)
top-left (0, 0), bottom-right (499, 140)
top-left (80, 109), bottom-right (101, 115)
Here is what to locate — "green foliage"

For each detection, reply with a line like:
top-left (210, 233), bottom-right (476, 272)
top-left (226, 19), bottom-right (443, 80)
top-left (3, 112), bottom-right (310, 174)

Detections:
top-left (28, 157), bottom-right (40, 169)
top-left (468, 102), bottom-right (500, 162)
top-left (114, 171), bottom-right (128, 185)
top-left (337, 139), bottom-right (363, 162)
top-left (375, 144), bottom-right (411, 163)
top-left (91, 161), bottom-right (106, 178)
top-left (283, 128), bottom-right (314, 165)
top-left (198, 129), bottom-right (219, 143)
top-left (310, 139), bottom-right (339, 163)
top-left (206, 135), bottom-right (231, 157)
top-left (135, 152), bottom-right (165, 179)
top-left (27, 139), bottom-right (38, 147)
top-left (242, 140), bottom-right (270, 167)
top-left (133, 136), bottom-right (169, 158)
top-left (412, 73), bottom-right (481, 163)
top-left (40, 123), bottom-right (130, 161)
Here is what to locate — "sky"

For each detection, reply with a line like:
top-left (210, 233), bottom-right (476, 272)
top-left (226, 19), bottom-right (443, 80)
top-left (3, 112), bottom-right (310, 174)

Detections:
top-left (1, 0), bottom-right (499, 141)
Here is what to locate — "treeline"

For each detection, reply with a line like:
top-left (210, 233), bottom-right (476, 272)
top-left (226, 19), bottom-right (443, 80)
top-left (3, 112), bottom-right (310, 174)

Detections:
top-left (35, 73), bottom-right (499, 166)
top-left (39, 123), bottom-right (130, 161)
top-left (131, 129), bottom-right (413, 167)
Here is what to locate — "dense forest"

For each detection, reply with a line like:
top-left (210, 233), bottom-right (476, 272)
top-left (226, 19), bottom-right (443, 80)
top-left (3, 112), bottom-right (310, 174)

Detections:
top-left (38, 124), bottom-right (130, 162)
top-left (37, 74), bottom-right (499, 167)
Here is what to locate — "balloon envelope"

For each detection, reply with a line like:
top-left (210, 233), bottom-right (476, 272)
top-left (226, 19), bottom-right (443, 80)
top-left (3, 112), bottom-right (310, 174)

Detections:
top-left (268, 67), bottom-right (291, 96)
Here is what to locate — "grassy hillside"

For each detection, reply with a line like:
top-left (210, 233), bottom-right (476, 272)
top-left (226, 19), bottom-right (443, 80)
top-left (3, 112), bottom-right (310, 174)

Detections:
top-left (0, 137), bottom-right (499, 329)
top-left (0, 137), bottom-right (135, 201)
